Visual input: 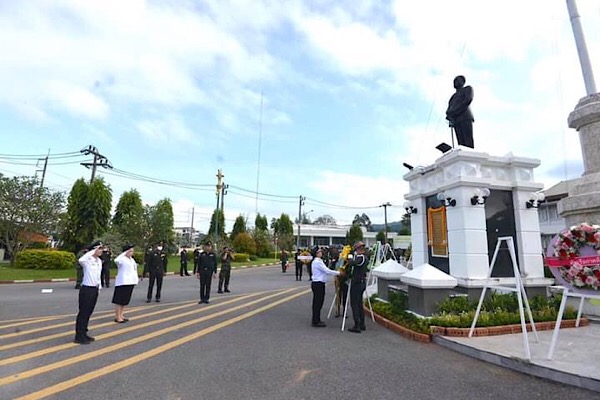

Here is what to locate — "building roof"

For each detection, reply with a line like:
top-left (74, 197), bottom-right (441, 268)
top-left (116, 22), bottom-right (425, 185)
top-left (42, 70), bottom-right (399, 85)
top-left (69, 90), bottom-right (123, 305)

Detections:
top-left (542, 178), bottom-right (582, 200)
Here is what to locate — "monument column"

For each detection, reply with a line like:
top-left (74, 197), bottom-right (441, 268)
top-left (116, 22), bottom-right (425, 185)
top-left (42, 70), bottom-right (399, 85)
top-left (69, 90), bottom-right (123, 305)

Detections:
top-left (558, 93), bottom-right (600, 226)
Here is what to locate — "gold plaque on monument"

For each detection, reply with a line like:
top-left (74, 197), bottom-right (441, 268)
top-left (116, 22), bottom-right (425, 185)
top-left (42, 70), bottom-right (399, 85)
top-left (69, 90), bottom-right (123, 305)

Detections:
top-left (427, 207), bottom-right (448, 257)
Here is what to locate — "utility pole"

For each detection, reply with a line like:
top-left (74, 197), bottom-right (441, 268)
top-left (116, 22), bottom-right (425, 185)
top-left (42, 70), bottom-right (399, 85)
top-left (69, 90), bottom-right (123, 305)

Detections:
top-left (220, 183), bottom-right (229, 212)
top-left (80, 145), bottom-right (112, 182)
top-left (190, 207), bottom-right (195, 245)
top-left (36, 149), bottom-right (49, 188)
top-left (214, 169), bottom-right (224, 250)
top-left (567, 0), bottom-right (597, 95)
top-left (296, 195), bottom-right (305, 249)
top-left (379, 202), bottom-right (391, 244)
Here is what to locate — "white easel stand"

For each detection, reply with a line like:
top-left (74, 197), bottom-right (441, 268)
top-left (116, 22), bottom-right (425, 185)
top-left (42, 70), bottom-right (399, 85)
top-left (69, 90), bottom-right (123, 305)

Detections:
top-left (469, 236), bottom-right (538, 360)
top-left (547, 286), bottom-right (600, 360)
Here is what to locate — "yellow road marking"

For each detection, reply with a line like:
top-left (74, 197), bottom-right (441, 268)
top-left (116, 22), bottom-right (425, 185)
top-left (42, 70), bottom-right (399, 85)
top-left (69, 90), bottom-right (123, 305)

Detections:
top-left (0, 291), bottom-right (265, 365)
top-left (0, 291), bottom-right (275, 351)
top-left (14, 289), bottom-right (309, 400)
top-left (0, 287), bottom-right (300, 386)
top-left (0, 316), bottom-right (62, 330)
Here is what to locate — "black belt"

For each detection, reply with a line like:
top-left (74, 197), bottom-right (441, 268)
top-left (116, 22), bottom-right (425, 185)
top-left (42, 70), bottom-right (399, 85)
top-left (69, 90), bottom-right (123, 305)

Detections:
top-left (81, 285), bottom-right (99, 289)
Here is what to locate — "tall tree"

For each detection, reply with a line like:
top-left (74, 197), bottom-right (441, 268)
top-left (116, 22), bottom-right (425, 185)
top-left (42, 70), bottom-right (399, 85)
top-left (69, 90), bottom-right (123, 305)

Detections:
top-left (314, 214), bottom-right (336, 225)
top-left (375, 230), bottom-right (386, 244)
top-left (251, 228), bottom-right (272, 258)
top-left (61, 177), bottom-right (112, 252)
top-left (271, 213), bottom-right (294, 250)
top-left (233, 232), bottom-right (256, 255)
top-left (0, 174), bottom-right (64, 263)
top-left (230, 215), bottom-right (247, 242)
top-left (352, 213), bottom-right (372, 231)
top-left (207, 209), bottom-right (225, 240)
top-left (112, 189), bottom-right (145, 247)
top-left (345, 224), bottom-right (364, 246)
top-left (400, 212), bottom-right (412, 235)
top-left (255, 213), bottom-right (268, 231)
top-left (147, 198), bottom-right (175, 247)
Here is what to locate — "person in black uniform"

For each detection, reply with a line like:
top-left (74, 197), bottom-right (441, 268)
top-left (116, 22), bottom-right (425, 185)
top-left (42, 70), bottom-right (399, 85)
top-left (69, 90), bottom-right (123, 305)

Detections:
top-left (180, 248), bottom-right (190, 276)
top-left (280, 250), bottom-right (288, 273)
top-left (347, 241), bottom-right (369, 333)
top-left (144, 242), bottom-right (167, 303)
top-left (100, 246), bottom-right (112, 288)
top-left (218, 247), bottom-right (233, 293)
top-left (193, 246), bottom-right (200, 275)
top-left (197, 242), bottom-right (217, 304)
top-left (295, 249), bottom-right (302, 281)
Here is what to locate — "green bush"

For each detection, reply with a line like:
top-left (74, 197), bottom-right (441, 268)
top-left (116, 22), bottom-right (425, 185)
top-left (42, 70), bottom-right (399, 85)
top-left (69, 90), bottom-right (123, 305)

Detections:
top-left (133, 252), bottom-right (145, 265)
top-left (249, 255), bottom-right (258, 261)
top-left (233, 253), bottom-right (249, 262)
top-left (437, 295), bottom-right (474, 314)
top-left (15, 249), bottom-right (76, 270)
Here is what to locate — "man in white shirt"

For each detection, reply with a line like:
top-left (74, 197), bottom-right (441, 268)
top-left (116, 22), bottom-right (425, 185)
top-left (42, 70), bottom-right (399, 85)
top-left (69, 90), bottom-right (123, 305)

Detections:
top-left (311, 248), bottom-right (342, 327)
top-left (74, 241), bottom-right (104, 345)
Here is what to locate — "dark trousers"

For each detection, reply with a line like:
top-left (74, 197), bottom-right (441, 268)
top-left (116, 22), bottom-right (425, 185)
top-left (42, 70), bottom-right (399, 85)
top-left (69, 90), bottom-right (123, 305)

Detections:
top-left (147, 273), bottom-right (163, 300)
top-left (295, 262), bottom-right (302, 281)
top-left (281, 260), bottom-right (287, 272)
top-left (307, 264), bottom-right (312, 280)
top-left (193, 262), bottom-right (198, 275)
top-left (218, 269), bottom-right (230, 291)
top-left (350, 280), bottom-right (366, 328)
top-left (180, 261), bottom-right (189, 276)
top-left (199, 270), bottom-right (213, 301)
top-left (311, 281), bottom-right (325, 324)
top-left (75, 286), bottom-right (99, 338)
top-left (101, 266), bottom-right (110, 287)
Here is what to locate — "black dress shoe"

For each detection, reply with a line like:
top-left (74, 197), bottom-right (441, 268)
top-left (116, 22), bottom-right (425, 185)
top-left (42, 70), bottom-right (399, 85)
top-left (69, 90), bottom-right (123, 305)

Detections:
top-left (74, 336), bottom-right (91, 345)
top-left (185, 273), bottom-right (191, 276)
top-left (85, 335), bottom-right (96, 342)
top-left (348, 327), bottom-right (362, 333)
top-left (224, 289), bottom-right (230, 293)
top-left (360, 325), bottom-right (366, 331)
top-left (146, 299), bottom-right (151, 303)
top-left (311, 322), bottom-right (326, 327)
top-left (217, 290), bottom-right (223, 294)
top-left (205, 300), bottom-right (210, 304)
top-left (155, 299), bottom-right (160, 302)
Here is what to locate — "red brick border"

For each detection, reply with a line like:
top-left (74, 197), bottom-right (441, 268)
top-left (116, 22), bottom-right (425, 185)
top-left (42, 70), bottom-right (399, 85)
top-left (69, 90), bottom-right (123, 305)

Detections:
top-left (430, 318), bottom-right (589, 337)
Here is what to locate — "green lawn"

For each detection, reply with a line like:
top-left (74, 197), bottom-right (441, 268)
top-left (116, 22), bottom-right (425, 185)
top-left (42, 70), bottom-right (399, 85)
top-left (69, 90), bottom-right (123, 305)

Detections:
top-left (0, 256), bottom-right (279, 281)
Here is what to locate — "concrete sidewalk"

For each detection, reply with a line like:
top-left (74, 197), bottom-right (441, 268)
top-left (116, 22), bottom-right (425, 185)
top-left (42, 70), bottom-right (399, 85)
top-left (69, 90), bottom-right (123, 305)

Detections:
top-left (434, 321), bottom-right (600, 392)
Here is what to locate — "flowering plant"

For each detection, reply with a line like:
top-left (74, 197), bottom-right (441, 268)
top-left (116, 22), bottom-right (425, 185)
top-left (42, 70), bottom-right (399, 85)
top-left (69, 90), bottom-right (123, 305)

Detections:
top-left (552, 222), bottom-right (600, 291)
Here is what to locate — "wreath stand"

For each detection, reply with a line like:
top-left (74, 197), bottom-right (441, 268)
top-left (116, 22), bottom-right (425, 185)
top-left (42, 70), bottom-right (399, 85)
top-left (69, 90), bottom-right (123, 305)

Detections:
top-left (469, 236), bottom-right (538, 360)
top-left (547, 287), bottom-right (600, 360)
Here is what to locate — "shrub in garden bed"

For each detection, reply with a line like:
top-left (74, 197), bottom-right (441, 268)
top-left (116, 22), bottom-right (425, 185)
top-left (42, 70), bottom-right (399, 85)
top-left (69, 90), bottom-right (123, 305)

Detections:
top-left (371, 292), bottom-right (579, 334)
top-left (15, 249), bottom-right (76, 270)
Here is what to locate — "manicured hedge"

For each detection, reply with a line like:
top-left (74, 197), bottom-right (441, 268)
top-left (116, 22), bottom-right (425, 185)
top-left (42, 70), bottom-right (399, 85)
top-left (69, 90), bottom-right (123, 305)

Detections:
top-left (233, 253), bottom-right (249, 262)
top-left (15, 249), bottom-right (76, 270)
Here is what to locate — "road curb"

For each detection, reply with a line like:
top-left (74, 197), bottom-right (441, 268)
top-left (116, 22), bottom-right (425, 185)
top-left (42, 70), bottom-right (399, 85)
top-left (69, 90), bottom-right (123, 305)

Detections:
top-left (0, 263), bottom-right (280, 284)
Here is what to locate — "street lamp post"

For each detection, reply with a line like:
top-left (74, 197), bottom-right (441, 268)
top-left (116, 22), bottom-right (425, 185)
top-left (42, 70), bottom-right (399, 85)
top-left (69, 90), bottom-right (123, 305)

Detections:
top-left (379, 202), bottom-right (391, 244)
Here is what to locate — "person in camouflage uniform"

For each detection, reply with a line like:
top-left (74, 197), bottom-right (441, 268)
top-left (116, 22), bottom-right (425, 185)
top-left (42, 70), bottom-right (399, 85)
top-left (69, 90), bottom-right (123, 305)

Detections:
top-left (218, 247), bottom-right (233, 293)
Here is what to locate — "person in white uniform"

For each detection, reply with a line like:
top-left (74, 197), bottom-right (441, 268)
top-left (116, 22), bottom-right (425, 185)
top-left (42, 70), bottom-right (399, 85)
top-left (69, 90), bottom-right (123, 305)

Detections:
top-left (112, 244), bottom-right (139, 323)
top-left (310, 248), bottom-right (342, 327)
top-left (74, 241), bottom-right (104, 345)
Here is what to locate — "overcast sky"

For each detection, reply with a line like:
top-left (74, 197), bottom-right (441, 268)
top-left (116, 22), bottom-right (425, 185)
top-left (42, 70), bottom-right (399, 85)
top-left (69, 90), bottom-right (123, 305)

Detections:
top-left (1, 0), bottom-right (598, 233)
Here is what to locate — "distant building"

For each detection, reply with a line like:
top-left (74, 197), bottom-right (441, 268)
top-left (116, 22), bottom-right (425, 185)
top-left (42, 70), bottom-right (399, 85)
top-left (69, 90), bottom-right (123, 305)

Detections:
top-left (174, 226), bottom-right (201, 246)
top-left (539, 178), bottom-right (581, 251)
top-left (292, 224), bottom-right (408, 249)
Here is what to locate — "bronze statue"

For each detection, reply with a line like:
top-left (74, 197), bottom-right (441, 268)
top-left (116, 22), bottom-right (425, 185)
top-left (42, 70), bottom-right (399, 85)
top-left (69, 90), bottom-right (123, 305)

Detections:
top-left (445, 75), bottom-right (474, 148)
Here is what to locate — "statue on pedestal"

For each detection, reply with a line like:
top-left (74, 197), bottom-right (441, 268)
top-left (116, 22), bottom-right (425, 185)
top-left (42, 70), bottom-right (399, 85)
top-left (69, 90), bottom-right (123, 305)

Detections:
top-left (446, 75), bottom-right (475, 148)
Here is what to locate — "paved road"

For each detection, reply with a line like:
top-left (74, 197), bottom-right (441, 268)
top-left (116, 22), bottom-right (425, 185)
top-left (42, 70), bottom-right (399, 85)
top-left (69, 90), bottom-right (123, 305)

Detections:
top-left (0, 266), bottom-right (596, 400)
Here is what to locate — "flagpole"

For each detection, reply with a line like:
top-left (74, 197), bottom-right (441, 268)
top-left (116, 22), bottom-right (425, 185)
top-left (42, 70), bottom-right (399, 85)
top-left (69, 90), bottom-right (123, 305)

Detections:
top-left (566, 0), bottom-right (597, 95)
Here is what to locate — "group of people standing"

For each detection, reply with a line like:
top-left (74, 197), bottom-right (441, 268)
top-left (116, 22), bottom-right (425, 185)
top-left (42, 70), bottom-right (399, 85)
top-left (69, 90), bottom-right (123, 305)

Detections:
top-left (73, 240), bottom-right (236, 345)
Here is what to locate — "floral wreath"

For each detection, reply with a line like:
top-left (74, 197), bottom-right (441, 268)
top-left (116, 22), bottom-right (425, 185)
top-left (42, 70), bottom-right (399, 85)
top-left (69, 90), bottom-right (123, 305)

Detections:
top-left (551, 222), bottom-right (600, 291)
top-left (299, 250), bottom-right (312, 265)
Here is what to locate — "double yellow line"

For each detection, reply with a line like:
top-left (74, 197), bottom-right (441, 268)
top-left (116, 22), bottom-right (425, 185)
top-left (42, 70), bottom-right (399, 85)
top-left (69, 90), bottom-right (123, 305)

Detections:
top-left (2, 287), bottom-right (309, 400)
